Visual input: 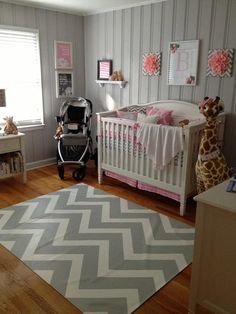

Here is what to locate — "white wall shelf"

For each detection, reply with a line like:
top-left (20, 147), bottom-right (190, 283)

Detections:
top-left (95, 80), bottom-right (127, 88)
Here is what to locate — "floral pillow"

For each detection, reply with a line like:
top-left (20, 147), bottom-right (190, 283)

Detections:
top-left (145, 106), bottom-right (174, 125)
top-left (116, 110), bottom-right (138, 121)
top-left (137, 113), bottom-right (158, 124)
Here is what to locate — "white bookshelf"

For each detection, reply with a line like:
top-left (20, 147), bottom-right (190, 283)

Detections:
top-left (0, 133), bottom-right (27, 183)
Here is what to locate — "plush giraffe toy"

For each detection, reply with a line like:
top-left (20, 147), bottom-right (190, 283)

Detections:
top-left (195, 96), bottom-right (232, 194)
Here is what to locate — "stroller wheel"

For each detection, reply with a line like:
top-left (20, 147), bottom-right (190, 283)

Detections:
top-left (57, 165), bottom-right (64, 180)
top-left (73, 166), bottom-right (86, 181)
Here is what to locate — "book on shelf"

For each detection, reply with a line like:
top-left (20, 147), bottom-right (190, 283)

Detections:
top-left (0, 151), bottom-right (23, 176)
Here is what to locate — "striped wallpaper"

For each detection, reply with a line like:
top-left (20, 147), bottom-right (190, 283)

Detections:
top-left (84, 0), bottom-right (236, 165)
top-left (0, 0), bottom-right (235, 166)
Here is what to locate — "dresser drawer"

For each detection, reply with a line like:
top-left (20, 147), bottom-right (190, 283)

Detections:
top-left (0, 137), bottom-right (20, 153)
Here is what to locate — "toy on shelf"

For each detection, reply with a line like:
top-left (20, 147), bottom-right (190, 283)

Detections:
top-left (195, 96), bottom-right (232, 194)
top-left (109, 70), bottom-right (124, 81)
top-left (3, 116), bottom-right (18, 135)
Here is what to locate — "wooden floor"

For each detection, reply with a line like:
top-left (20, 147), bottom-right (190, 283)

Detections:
top-left (0, 162), bottom-right (197, 314)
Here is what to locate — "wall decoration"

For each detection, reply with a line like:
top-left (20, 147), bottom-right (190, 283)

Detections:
top-left (0, 89), bottom-right (6, 107)
top-left (167, 40), bottom-right (199, 86)
top-left (97, 60), bottom-right (112, 80)
top-left (56, 71), bottom-right (73, 98)
top-left (207, 49), bottom-right (234, 77)
top-left (143, 52), bottom-right (161, 76)
top-left (55, 41), bottom-right (73, 69)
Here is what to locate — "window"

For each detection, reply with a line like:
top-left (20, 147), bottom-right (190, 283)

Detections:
top-left (0, 25), bottom-right (44, 127)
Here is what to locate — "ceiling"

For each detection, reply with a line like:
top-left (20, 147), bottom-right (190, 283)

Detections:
top-left (3, 0), bottom-right (166, 16)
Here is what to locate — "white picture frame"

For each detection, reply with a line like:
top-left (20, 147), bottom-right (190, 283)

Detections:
top-left (56, 71), bottom-right (73, 98)
top-left (167, 40), bottom-right (199, 86)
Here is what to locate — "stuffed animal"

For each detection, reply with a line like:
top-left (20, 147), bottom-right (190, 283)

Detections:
top-left (179, 119), bottom-right (190, 127)
top-left (109, 70), bottom-right (124, 81)
top-left (54, 122), bottom-right (63, 139)
top-left (195, 96), bottom-right (232, 193)
top-left (3, 116), bottom-right (18, 135)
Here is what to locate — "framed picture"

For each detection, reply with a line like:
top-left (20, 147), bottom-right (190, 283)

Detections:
top-left (143, 52), bottom-right (161, 76)
top-left (97, 60), bottom-right (112, 80)
top-left (56, 71), bottom-right (73, 98)
top-left (167, 40), bottom-right (199, 86)
top-left (0, 89), bottom-right (6, 107)
top-left (54, 41), bottom-right (73, 69)
top-left (207, 48), bottom-right (234, 77)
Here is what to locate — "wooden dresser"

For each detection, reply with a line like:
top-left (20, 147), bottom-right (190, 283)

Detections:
top-left (189, 180), bottom-right (236, 313)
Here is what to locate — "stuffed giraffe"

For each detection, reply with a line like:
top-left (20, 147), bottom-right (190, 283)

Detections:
top-left (195, 96), bottom-right (232, 194)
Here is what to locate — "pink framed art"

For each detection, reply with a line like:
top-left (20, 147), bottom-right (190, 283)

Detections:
top-left (55, 41), bottom-right (73, 69)
top-left (97, 60), bottom-right (113, 80)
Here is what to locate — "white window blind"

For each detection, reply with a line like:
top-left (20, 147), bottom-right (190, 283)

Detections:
top-left (0, 26), bottom-right (44, 127)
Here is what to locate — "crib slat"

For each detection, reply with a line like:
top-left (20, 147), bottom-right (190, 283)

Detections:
top-left (170, 157), bottom-right (175, 185)
top-left (130, 126), bottom-right (134, 172)
top-left (107, 122), bottom-right (110, 165)
top-left (102, 121), bottom-right (106, 164)
top-left (146, 155), bottom-right (150, 178)
top-left (140, 144), bottom-right (145, 176)
top-left (125, 125), bottom-right (129, 170)
top-left (116, 123), bottom-right (119, 168)
top-left (111, 122), bottom-right (114, 166)
top-left (177, 153), bottom-right (182, 186)
top-left (121, 124), bottom-right (124, 169)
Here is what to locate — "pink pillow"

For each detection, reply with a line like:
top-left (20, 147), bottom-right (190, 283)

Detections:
top-left (145, 106), bottom-right (173, 125)
top-left (116, 110), bottom-right (137, 121)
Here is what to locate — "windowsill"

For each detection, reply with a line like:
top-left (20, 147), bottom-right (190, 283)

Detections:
top-left (0, 123), bottom-right (45, 133)
top-left (18, 124), bottom-right (45, 132)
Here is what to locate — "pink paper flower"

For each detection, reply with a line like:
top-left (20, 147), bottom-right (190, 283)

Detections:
top-left (208, 50), bottom-right (231, 76)
top-left (170, 43), bottom-right (179, 53)
top-left (143, 53), bottom-right (160, 75)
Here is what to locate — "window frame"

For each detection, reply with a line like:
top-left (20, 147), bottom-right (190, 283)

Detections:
top-left (0, 24), bottom-right (44, 130)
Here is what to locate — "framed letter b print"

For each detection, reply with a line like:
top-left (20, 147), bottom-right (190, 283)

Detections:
top-left (167, 40), bottom-right (199, 86)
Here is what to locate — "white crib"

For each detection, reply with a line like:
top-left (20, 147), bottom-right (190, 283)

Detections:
top-left (96, 100), bottom-right (225, 216)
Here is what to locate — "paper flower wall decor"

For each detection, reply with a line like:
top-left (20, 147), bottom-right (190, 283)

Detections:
top-left (170, 43), bottom-right (180, 53)
top-left (207, 49), bottom-right (234, 77)
top-left (143, 52), bottom-right (161, 76)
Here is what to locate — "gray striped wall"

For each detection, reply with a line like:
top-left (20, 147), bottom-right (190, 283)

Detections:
top-left (84, 0), bottom-right (236, 165)
top-left (0, 0), bottom-right (235, 166)
top-left (0, 1), bottom-right (85, 165)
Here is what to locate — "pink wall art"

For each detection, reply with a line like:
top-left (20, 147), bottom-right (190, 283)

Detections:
top-left (142, 52), bottom-right (161, 76)
top-left (207, 49), bottom-right (234, 77)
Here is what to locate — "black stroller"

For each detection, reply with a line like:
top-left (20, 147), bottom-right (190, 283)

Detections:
top-left (55, 97), bottom-right (93, 180)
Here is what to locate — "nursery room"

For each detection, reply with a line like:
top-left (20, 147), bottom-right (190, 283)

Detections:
top-left (0, 0), bottom-right (236, 313)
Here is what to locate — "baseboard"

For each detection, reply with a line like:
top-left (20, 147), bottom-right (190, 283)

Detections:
top-left (26, 158), bottom-right (56, 170)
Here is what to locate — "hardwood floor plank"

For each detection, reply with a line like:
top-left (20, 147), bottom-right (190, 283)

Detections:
top-left (0, 245), bottom-right (81, 313)
top-left (0, 162), bottom-right (197, 313)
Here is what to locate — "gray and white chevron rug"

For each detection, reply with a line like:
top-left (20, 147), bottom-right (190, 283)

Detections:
top-left (0, 183), bottom-right (194, 314)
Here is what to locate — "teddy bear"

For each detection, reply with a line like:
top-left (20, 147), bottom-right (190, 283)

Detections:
top-left (178, 119), bottom-right (190, 127)
top-left (109, 70), bottom-right (124, 81)
top-left (3, 116), bottom-right (18, 135)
